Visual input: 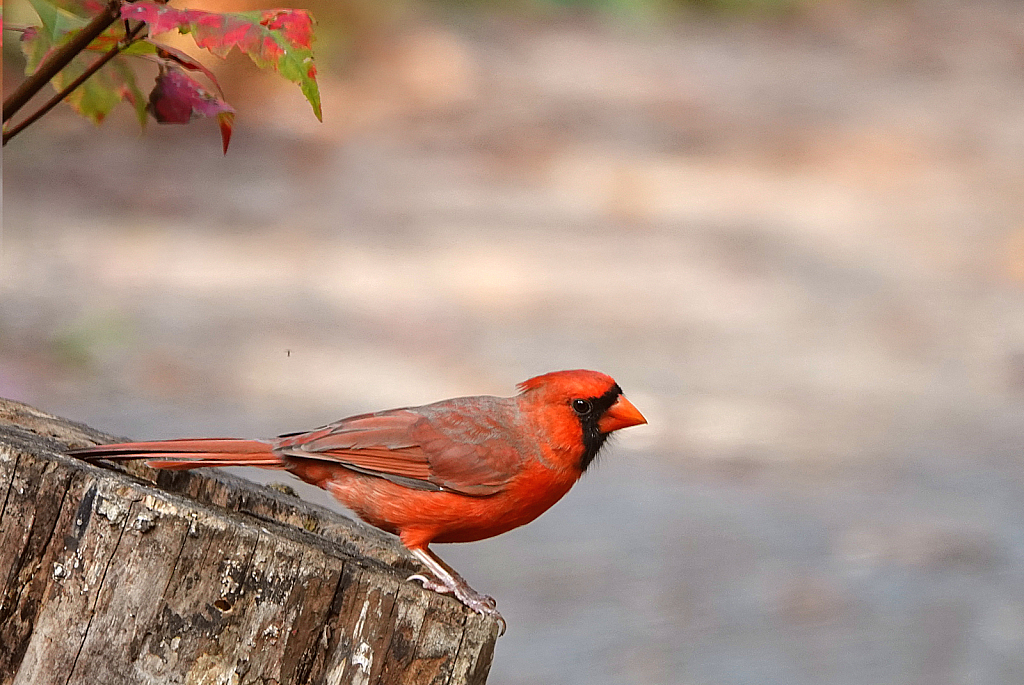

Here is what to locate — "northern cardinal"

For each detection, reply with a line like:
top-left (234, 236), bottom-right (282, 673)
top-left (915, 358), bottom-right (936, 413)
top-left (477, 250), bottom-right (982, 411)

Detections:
top-left (68, 369), bottom-right (646, 633)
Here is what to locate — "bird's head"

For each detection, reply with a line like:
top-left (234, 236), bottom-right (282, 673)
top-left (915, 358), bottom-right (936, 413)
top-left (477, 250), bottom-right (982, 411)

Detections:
top-left (517, 369), bottom-right (647, 471)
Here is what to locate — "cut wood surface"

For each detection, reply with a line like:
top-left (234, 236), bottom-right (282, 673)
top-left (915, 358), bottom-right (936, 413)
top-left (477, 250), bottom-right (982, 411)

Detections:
top-left (0, 398), bottom-right (498, 685)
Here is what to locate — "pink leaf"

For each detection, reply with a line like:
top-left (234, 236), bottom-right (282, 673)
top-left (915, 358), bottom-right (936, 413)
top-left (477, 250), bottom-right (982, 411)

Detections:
top-left (148, 67), bottom-right (235, 127)
top-left (151, 42), bottom-right (226, 98)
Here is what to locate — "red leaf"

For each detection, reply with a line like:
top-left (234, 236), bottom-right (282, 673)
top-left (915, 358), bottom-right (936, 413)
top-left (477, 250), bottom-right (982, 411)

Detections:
top-left (217, 111), bottom-right (235, 155)
top-left (122, 1), bottom-right (321, 120)
top-left (152, 42), bottom-right (226, 98)
top-left (148, 67), bottom-right (235, 130)
top-left (261, 9), bottom-right (313, 50)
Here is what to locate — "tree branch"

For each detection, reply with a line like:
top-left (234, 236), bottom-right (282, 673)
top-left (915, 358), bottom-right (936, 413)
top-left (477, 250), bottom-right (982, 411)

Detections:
top-left (2, 0), bottom-right (123, 123)
top-left (3, 20), bottom-right (147, 146)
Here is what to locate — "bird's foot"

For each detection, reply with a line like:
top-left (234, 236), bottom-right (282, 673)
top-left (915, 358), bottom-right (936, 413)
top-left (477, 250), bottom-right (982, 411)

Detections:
top-left (406, 573), bottom-right (449, 594)
top-left (407, 572), bottom-right (506, 635)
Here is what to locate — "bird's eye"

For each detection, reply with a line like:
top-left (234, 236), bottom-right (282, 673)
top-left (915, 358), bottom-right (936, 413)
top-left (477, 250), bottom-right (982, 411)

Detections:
top-left (572, 399), bottom-right (592, 415)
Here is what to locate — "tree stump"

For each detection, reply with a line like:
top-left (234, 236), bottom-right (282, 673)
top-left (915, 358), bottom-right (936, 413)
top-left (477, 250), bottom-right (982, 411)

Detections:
top-left (0, 398), bottom-right (498, 685)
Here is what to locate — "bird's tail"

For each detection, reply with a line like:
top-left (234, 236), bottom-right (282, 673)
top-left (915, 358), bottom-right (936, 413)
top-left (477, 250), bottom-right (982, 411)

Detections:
top-left (68, 438), bottom-right (285, 471)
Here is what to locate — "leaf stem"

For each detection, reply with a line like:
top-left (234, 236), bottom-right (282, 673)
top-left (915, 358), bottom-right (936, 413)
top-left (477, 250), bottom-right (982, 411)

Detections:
top-left (3, 0), bottom-right (123, 123)
top-left (3, 20), bottom-right (147, 146)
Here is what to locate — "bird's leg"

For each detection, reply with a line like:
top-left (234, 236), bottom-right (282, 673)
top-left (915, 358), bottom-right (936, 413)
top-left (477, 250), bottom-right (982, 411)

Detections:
top-left (407, 546), bottom-right (506, 635)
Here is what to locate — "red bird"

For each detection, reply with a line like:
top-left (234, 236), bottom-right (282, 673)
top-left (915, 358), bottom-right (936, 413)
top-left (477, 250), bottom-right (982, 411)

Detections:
top-left (69, 369), bottom-right (646, 633)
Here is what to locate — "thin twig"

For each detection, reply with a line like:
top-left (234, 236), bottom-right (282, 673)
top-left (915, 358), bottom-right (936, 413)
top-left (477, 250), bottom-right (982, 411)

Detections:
top-left (3, 21), bottom-right (146, 145)
top-left (3, 0), bottom-right (123, 123)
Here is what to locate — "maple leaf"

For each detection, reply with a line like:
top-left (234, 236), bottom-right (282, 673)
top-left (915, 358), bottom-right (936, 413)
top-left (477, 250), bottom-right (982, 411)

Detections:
top-left (152, 43), bottom-right (227, 100)
top-left (148, 67), bottom-right (236, 153)
top-left (19, 0), bottom-right (140, 124)
top-left (17, 0), bottom-right (155, 55)
top-left (122, 1), bottom-right (321, 121)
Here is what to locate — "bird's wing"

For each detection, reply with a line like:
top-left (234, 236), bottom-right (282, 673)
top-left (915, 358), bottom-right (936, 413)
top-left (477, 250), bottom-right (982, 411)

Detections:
top-left (274, 401), bottom-right (526, 496)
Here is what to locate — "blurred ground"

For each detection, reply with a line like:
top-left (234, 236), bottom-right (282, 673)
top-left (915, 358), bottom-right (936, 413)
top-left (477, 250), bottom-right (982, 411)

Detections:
top-left (4, 1), bottom-right (1024, 683)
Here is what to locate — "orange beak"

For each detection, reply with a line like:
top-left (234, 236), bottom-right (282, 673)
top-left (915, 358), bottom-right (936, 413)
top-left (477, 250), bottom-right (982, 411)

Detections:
top-left (598, 395), bottom-right (648, 433)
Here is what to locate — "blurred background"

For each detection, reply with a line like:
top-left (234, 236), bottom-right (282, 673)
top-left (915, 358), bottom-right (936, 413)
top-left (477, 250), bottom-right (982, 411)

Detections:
top-left (4, 0), bottom-right (1024, 683)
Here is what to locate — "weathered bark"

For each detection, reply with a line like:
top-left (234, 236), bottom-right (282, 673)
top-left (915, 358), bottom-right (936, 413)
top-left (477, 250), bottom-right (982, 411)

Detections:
top-left (0, 398), bottom-right (498, 684)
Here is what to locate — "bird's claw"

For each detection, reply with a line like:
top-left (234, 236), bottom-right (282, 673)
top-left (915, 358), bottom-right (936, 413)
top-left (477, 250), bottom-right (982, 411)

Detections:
top-left (407, 573), bottom-right (450, 594)
top-left (455, 590), bottom-right (505, 635)
top-left (406, 572), bottom-right (506, 635)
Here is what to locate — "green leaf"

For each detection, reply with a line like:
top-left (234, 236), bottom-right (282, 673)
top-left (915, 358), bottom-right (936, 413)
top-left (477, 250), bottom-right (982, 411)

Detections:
top-left (24, 0), bottom-right (154, 57)
top-left (20, 26), bottom-right (54, 75)
top-left (18, 10), bottom-right (143, 124)
top-left (48, 0), bottom-right (110, 20)
top-left (26, 0), bottom-right (86, 40)
top-left (113, 59), bottom-right (148, 127)
top-left (17, 0), bottom-right (155, 125)
top-left (53, 53), bottom-right (124, 123)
